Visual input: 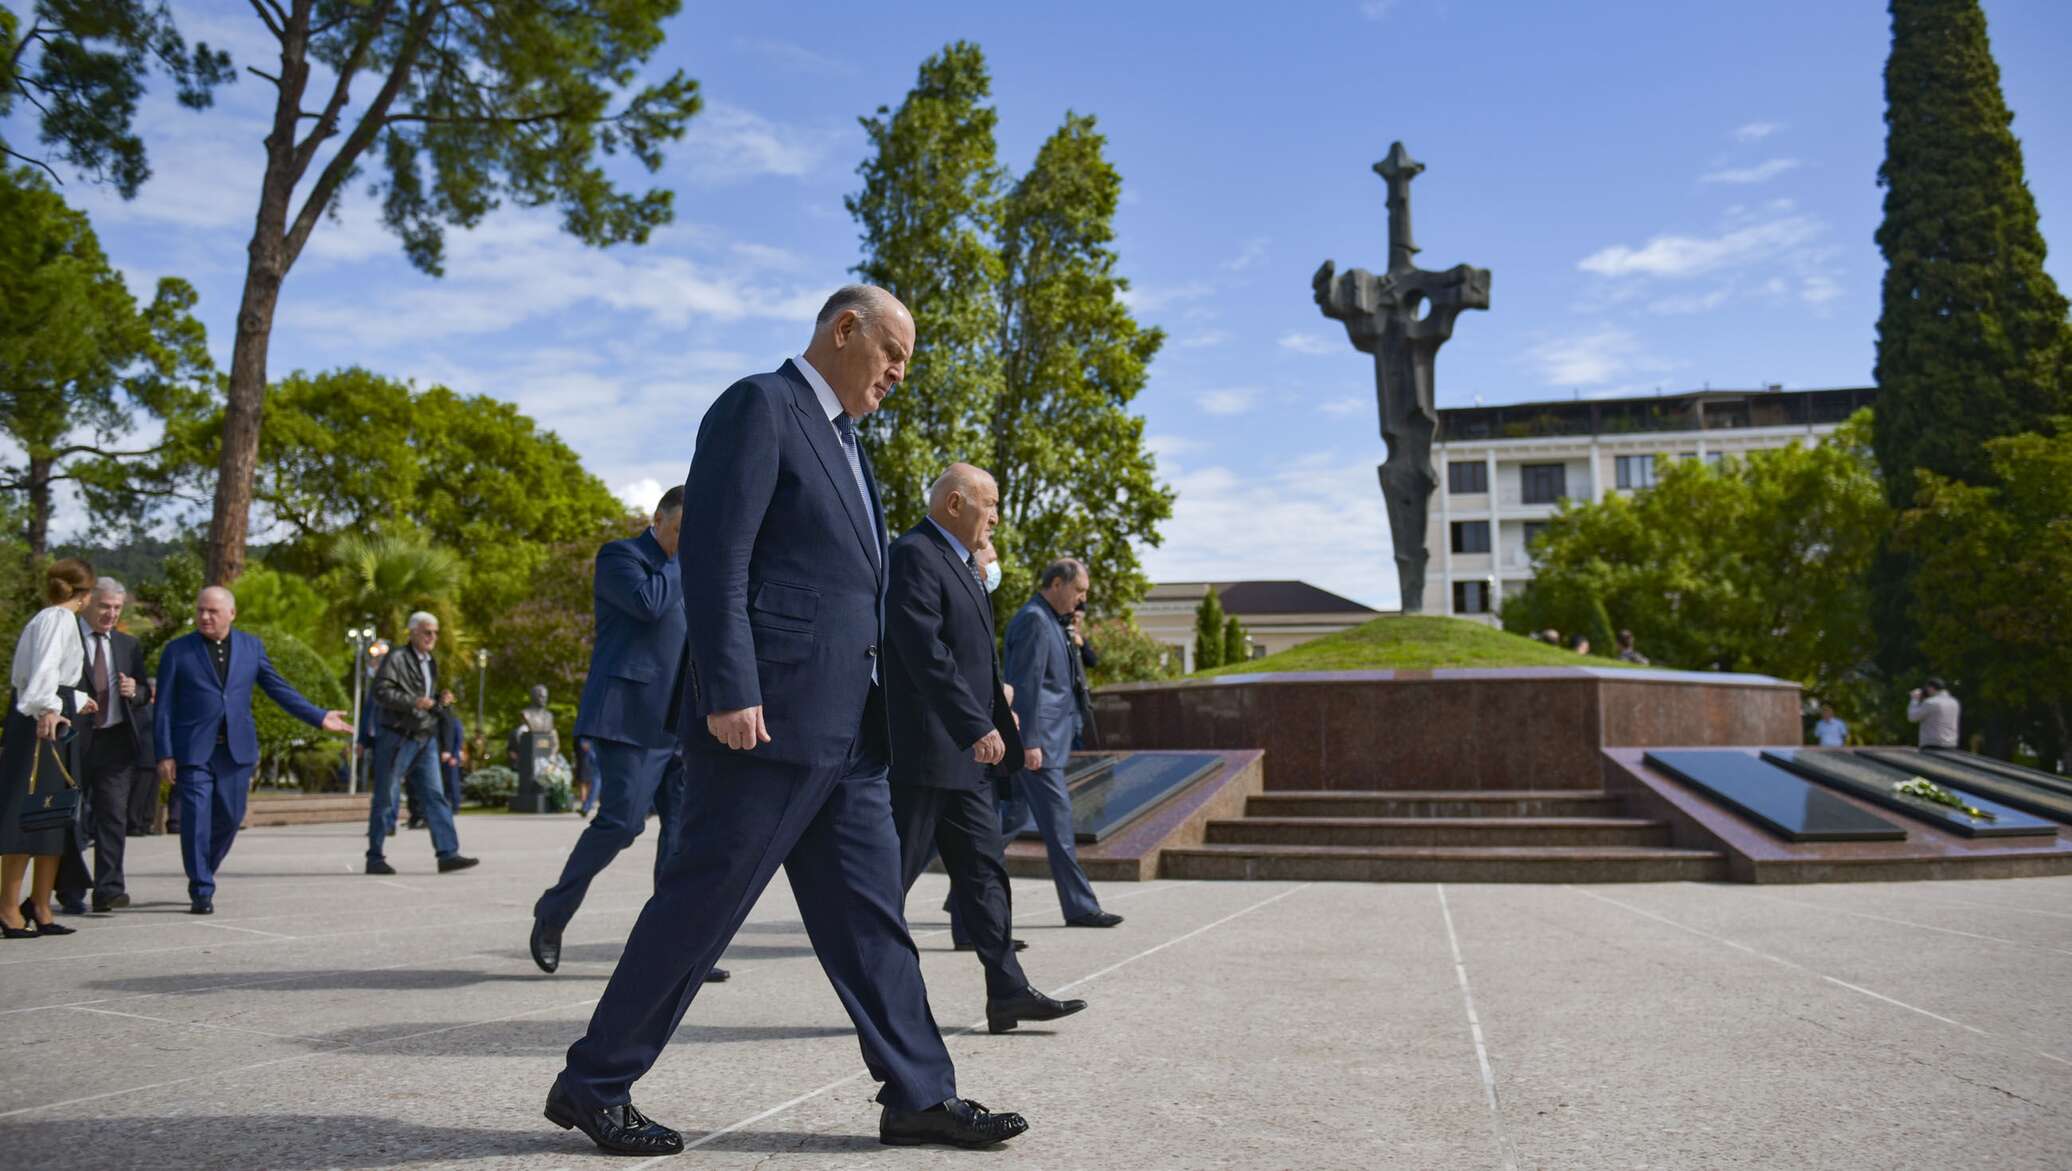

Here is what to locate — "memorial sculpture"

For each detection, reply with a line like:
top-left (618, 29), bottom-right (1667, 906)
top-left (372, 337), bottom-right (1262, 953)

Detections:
top-left (509, 684), bottom-right (561, 813)
top-left (1314, 142), bottom-right (1490, 613)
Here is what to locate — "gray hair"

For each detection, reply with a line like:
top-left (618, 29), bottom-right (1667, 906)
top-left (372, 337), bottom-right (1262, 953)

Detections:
top-left (93, 576), bottom-right (127, 600)
top-left (1038, 557), bottom-right (1088, 590)
top-left (815, 284), bottom-right (890, 328)
top-left (407, 611), bottom-right (440, 632)
top-left (198, 585), bottom-right (236, 609)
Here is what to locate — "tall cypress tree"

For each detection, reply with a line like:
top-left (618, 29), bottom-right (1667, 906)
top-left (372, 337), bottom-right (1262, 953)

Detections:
top-left (1873, 0), bottom-right (2070, 509)
top-left (1193, 587), bottom-right (1226, 671)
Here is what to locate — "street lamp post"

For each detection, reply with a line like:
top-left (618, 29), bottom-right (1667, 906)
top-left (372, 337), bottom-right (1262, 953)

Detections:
top-left (345, 626), bottom-right (372, 794)
top-left (475, 648), bottom-right (489, 747)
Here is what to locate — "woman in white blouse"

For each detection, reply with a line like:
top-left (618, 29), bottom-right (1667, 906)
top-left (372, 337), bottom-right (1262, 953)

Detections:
top-left (1, 558), bottom-right (99, 938)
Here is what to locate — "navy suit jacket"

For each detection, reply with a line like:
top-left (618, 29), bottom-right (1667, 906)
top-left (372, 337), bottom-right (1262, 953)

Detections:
top-left (677, 360), bottom-right (889, 769)
top-left (575, 528), bottom-right (687, 750)
top-left (153, 629), bottom-right (326, 768)
top-left (884, 522), bottom-right (1020, 791)
top-left (1004, 595), bottom-right (1078, 765)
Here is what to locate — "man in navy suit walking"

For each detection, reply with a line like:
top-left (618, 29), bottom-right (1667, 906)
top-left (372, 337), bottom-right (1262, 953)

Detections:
top-left (545, 286), bottom-right (1028, 1156)
top-left (154, 586), bottom-right (350, 914)
top-left (529, 487), bottom-right (726, 985)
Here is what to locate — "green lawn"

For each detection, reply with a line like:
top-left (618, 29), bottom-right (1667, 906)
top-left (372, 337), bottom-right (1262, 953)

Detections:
top-left (1194, 614), bottom-right (1639, 676)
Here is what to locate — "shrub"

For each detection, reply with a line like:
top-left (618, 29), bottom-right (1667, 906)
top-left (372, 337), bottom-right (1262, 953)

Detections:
top-left (463, 765), bottom-right (517, 807)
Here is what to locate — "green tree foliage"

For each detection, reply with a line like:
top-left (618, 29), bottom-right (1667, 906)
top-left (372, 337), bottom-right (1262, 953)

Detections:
top-left (849, 44), bottom-right (1169, 621)
top-left (233, 623), bottom-right (346, 781)
top-left (1193, 587), bottom-right (1226, 672)
top-left (1898, 423), bottom-right (2072, 759)
top-left (0, 165), bottom-right (213, 553)
top-left (480, 513), bottom-right (644, 744)
top-left (1222, 616), bottom-right (1247, 666)
top-left (1083, 615), bottom-right (1179, 687)
top-left (231, 563), bottom-right (329, 651)
top-left (328, 532), bottom-right (463, 646)
top-left (0, 1), bottom-right (234, 194)
top-left (1503, 415), bottom-right (1894, 733)
top-left (5, 1), bottom-right (701, 584)
top-left (1873, 0), bottom-right (2070, 507)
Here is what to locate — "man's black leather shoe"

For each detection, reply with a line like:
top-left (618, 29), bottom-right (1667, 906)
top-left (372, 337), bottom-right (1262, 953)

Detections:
top-left (544, 1083), bottom-right (683, 1156)
top-left (705, 967), bottom-right (730, 983)
top-left (189, 899), bottom-right (213, 915)
top-left (880, 1098), bottom-right (1028, 1148)
top-left (955, 938), bottom-right (1027, 952)
top-left (92, 893), bottom-right (130, 912)
top-left (57, 897), bottom-right (87, 915)
top-left (986, 986), bottom-right (1087, 1034)
top-left (366, 859), bottom-right (397, 876)
top-left (438, 855), bottom-right (479, 873)
top-left (530, 917), bottom-right (560, 973)
top-left (1066, 910), bottom-right (1124, 928)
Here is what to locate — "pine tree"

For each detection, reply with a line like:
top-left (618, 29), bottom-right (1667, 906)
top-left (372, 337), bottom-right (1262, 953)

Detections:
top-left (1873, 0), bottom-right (2071, 508)
top-left (1222, 616), bottom-right (1247, 666)
top-left (1193, 587), bottom-right (1226, 671)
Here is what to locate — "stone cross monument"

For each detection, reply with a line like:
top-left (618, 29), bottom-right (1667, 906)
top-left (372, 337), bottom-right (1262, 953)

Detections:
top-left (1314, 142), bottom-right (1490, 613)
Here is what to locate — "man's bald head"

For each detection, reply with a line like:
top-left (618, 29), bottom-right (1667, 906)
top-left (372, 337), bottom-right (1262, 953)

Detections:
top-left (802, 284), bottom-right (913, 420)
top-left (195, 585), bottom-right (236, 640)
top-left (927, 462), bottom-right (999, 553)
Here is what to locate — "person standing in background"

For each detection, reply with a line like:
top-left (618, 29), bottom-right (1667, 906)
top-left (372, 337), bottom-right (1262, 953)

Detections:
top-left (1, 558), bottom-right (98, 938)
top-left (1907, 678), bottom-right (1961, 749)
top-left (75, 578), bottom-right (155, 913)
top-left (1812, 704), bottom-right (1848, 747)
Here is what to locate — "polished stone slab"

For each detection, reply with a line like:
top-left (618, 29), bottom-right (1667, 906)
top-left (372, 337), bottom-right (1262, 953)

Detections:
top-left (1861, 749), bottom-right (2072, 824)
top-left (1010, 751), bottom-right (1225, 843)
top-left (1763, 749), bottom-right (2058, 838)
top-left (1644, 750), bottom-right (1904, 842)
top-left (1925, 748), bottom-right (2072, 800)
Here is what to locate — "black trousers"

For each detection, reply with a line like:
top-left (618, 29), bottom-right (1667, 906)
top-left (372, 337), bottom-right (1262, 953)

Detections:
top-left (83, 730), bottom-right (145, 901)
top-left (890, 782), bottom-right (1028, 999)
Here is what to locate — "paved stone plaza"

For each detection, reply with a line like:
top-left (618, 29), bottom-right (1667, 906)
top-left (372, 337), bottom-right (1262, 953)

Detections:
top-left (0, 813), bottom-right (2065, 1170)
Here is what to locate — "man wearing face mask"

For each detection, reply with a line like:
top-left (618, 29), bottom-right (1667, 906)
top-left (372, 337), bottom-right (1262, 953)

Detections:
top-left (885, 465), bottom-right (1084, 1035)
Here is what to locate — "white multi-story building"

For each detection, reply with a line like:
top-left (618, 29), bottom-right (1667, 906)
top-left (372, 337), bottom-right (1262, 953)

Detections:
top-left (1427, 386), bottom-right (1875, 625)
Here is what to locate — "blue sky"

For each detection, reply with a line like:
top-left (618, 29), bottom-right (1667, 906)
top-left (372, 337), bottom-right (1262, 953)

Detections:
top-left (22, 0), bottom-right (2072, 608)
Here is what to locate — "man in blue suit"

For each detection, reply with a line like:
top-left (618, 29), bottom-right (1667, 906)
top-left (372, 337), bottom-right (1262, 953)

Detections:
top-left (154, 586), bottom-right (349, 914)
top-left (1002, 560), bottom-right (1121, 929)
top-left (544, 287), bottom-right (1028, 1156)
top-left (529, 487), bottom-right (726, 985)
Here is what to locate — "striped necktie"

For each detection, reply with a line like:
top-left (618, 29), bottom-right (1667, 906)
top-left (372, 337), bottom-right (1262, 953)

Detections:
top-left (832, 413), bottom-right (873, 521)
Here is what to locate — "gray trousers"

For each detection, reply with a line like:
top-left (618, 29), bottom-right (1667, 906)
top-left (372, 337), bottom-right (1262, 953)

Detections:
top-left (1001, 763), bottom-right (1100, 922)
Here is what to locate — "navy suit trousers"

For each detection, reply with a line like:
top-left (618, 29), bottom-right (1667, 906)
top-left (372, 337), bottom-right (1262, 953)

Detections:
top-left (558, 706), bottom-right (956, 1111)
top-left (534, 740), bottom-right (683, 934)
top-left (175, 742), bottom-right (253, 901)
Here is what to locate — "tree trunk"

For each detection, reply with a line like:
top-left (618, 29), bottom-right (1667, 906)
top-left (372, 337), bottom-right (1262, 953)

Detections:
top-left (205, 16), bottom-right (315, 586)
top-left (25, 452), bottom-right (52, 557)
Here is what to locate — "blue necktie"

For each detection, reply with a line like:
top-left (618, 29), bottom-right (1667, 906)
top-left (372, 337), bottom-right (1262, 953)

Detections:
top-left (832, 413), bottom-right (874, 525)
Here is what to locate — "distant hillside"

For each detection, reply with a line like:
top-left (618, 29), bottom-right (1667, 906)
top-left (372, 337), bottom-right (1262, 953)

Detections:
top-left (1196, 614), bottom-right (1639, 675)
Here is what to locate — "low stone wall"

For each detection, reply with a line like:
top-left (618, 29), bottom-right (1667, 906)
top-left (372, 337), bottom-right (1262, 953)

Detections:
top-left (1091, 667), bottom-right (1801, 791)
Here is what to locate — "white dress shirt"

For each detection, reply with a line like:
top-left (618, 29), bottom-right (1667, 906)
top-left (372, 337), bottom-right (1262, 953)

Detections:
top-left (793, 353), bottom-right (846, 426)
top-left (84, 625), bottom-right (125, 727)
top-left (10, 605), bottom-right (86, 719)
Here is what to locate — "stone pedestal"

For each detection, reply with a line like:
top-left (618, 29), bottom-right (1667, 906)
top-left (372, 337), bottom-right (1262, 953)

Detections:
top-left (507, 730), bottom-right (553, 814)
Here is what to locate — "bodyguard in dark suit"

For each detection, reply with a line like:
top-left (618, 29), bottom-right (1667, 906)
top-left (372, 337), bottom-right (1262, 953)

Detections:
top-left (885, 465), bottom-right (1086, 1035)
top-left (74, 579), bottom-right (155, 912)
top-left (154, 586), bottom-right (349, 913)
top-left (1002, 560), bottom-right (1122, 928)
top-left (546, 287), bottom-right (1027, 1155)
top-left (530, 488), bottom-right (725, 985)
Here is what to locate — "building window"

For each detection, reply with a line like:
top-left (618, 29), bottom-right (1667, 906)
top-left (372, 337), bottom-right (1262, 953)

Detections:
top-left (1522, 522), bottom-right (1550, 557)
top-left (1705, 451), bottom-right (1727, 467)
top-left (1452, 580), bottom-right (1491, 614)
top-left (1447, 461), bottom-right (1488, 494)
top-left (1450, 520), bottom-right (1491, 554)
top-left (1521, 463), bottom-right (1567, 504)
top-left (1615, 454), bottom-right (1656, 490)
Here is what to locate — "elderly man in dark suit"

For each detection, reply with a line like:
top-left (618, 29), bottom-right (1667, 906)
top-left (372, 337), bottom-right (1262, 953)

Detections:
top-left (74, 578), bottom-right (155, 913)
top-left (529, 487), bottom-right (726, 984)
top-left (885, 463), bottom-right (1086, 1034)
top-left (1003, 559), bottom-right (1122, 928)
top-left (155, 586), bottom-right (351, 914)
top-left (545, 286), bottom-right (1027, 1156)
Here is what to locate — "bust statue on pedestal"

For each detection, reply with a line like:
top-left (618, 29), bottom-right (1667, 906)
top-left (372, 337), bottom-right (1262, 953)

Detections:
top-left (509, 684), bottom-right (561, 813)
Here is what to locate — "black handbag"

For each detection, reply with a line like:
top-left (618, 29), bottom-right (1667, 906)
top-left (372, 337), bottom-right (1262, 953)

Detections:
top-left (18, 735), bottom-right (79, 833)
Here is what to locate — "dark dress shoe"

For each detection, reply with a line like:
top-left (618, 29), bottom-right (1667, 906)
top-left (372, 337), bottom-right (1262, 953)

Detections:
top-left (437, 855), bottom-right (480, 873)
top-left (986, 986), bottom-right (1087, 1034)
top-left (57, 898), bottom-right (88, 915)
top-left (530, 918), bottom-right (561, 974)
top-left (366, 859), bottom-right (397, 876)
top-left (955, 938), bottom-right (1028, 952)
top-left (544, 1083), bottom-right (683, 1156)
top-left (407, 818), bottom-right (426, 829)
top-left (1066, 910), bottom-right (1124, 928)
top-left (705, 967), bottom-right (730, 983)
top-left (1, 922), bottom-right (36, 939)
top-left (190, 899), bottom-right (213, 915)
top-left (92, 893), bottom-right (131, 912)
top-left (32, 919), bottom-right (76, 935)
top-left (18, 898), bottom-right (76, 931)
top-left (880, 1097), bottom-right (1028, 1149)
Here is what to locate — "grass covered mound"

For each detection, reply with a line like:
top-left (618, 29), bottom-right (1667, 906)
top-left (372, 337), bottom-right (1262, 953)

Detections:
top-left (1195, 614), bottom-right (1639, 676)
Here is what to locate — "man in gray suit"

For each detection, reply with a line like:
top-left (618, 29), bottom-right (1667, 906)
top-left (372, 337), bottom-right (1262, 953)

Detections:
top-left (1001, 559), bottom-right (1121, 928)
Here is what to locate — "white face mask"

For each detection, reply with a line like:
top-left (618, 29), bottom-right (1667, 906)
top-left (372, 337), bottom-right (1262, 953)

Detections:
top-left (982, 559), bottom-right (1002, 593)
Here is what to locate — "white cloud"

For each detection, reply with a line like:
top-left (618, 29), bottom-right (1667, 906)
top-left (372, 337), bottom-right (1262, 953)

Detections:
top-left (1700, 158), bottom-right (1802, 185)
top-left (1176, 330), bottom-right (1229, 349)
top-left (1647, 286), bottom-right (1734, 315)
top-left (1319, 396), bottom-right (1365, 416)
top-left (1577, 214), bottom-right (1822, 279)
top-left (1524, 326), bottom-right (1670, 388)
top-left (1277, 330), bottom-right (1338, 355)
top-left (1222, 237), bottom-right (1269, 272)
top-left (1120, 280), bottom-right (1216, 313)
top-left (1145, 433), bottom-right (1206, 462)
top-left (1734, 122), bottom-right (1781, 142)
top-left (1359, 0), bottom-right (1400, 19)
top-left (616, 478), bottom-right (667, 513)
top-left (730, 37), bottom-right (854, 76)
top-left (1798, 274), bottom-right (1843, 305)
top-left (678, 103), bottom-right (840, 184)
top-left (1197, 389), bottom-right (1259, 416)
